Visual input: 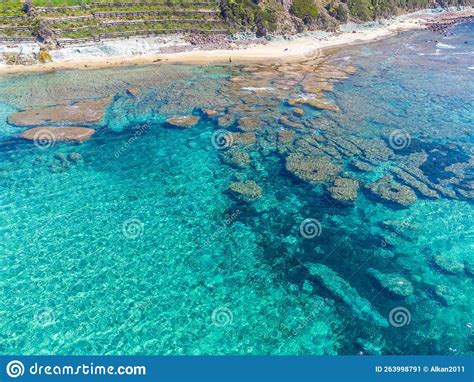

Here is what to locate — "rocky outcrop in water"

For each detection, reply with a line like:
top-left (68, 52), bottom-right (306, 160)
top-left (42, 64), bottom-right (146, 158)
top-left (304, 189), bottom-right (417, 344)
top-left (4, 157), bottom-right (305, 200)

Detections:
top-left (68, 152), bottom-right (84, 162)
top-left (126, 88), bottom-right (140, 97)
top-left (379, 220), bottom-right (418, 242)
top-left (237, 116), bottom-right (261, 132)
top-left (222, 149), bottom-right (251, 168)
top-left (228, 180), bottom-right (262, 201)
top-left (392, 167), bottom-right (439, 199)
top-left (351, 160), bottom-right (373, 173)
top-left (434, 284), bottom-right (457, 306)
top-left (366, 176), bottom-right (417, 208)
top-left (286, 154), bottom-right (340, 184)
top-left (305, 262), bottom-right (388, 327)
top-left (232, 132), bottom-right (257, 146)
top-left (288, 98), bottom-right (339, 112)
top-left (202, 109), bottom-right (219, 118)
top-left (432, 254), bottom-right (464, 275)
top-left (279, 116), bottom-right (303, 129)
top-left (20, 126), bottom-right (95, 143)
top-left (8, 97), bottom-right (112, 127)
top-left (217, 114), bottom-right (235, 128)
top-left (328, 177), bottom-right (359, 203)
top-left (367, 268), bottom-right (413, 297)
top-left (165, 116), bottom-right (200, 128)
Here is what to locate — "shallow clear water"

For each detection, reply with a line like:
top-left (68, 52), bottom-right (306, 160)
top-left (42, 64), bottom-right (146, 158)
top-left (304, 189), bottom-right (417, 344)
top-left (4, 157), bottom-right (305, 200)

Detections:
top-left (0, 22), bottom-right (473, 355)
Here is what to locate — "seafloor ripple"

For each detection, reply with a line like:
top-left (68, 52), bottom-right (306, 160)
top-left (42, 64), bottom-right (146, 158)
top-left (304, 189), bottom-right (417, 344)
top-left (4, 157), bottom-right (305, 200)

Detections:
top-left (0, 21), bottom-right (473, 355)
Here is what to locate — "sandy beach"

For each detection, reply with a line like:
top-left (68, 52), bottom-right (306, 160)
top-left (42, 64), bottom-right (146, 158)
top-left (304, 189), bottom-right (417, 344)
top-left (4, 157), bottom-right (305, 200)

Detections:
top-left (0, 7), bottom-right (472, 74)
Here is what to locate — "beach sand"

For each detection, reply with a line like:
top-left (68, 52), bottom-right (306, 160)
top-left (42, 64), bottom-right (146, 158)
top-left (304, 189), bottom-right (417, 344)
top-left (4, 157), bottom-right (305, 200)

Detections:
top-left (0, 8), bottom-right (472, 74)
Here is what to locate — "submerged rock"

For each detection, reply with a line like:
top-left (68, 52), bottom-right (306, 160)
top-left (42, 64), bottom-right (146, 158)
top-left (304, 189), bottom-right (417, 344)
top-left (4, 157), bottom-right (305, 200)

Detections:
top-left (293, 108), bottom-right (304, 117)
top-left (279, 116), bottom-right (303, 129)
top-left (432, 254), bottom-right (464, 275)
top-left (165, 115), bottom-right (199, 128)
top-left (237, 116), bottom-right (261, 131)
top-left (8, 97), bottom-right (112, 127)
top-left (373, 248), bottom-right (395, 259)
top-left (49, 161), bottom-right (69, 173)
top-left (456, 187), bottom-right (474, 201)
top-left (434, 285), bottom-right (457, 306)
top-left (68, 152), bottom-right (83, 162)
top-left (366, 176), bottom-right (417, 208)
top-left (305, 262), bottom-right (388, 327)
top-left (288, 98), bottom-right (339, 112)
top-left (233, 132), bottom-right (257, 146)
top-left (228, 180), bottom-right (262, 201)
top-left (54, 152), bottom-right (68, 163)
top-left (392, 168), bottom-right (439, 199)
top-left (286, 154), bottom-right (340, 184)
top-left (342, 65), bottom-right (357, 74)
top-left (202, 109), bottom-right (218, 118)
top-left (351, 160), bottom-right (373, 172)
top-left (278, 130), bottom-right (296, 145)
top-left (465, 259), bottom-right (474, 277)
top-left (217, 114), bottom-right (235, 128)
top-left (328, 177), bottom-right (359, 203)
top-left (367, 268), bottom-right (414, 297)
top-left (222, 150), bottom-right (251, 168)
top-left (20, 126), bottom-right (95, 143)
top-left (126, 88), bottom-right (140, 97)
top-left (379, 220), bottom-right (418, 241)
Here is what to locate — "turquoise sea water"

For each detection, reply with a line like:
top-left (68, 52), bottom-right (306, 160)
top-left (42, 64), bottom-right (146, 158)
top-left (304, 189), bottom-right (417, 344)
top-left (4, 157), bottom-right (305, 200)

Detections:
top-left (0, 21), bottom-right (473, 355)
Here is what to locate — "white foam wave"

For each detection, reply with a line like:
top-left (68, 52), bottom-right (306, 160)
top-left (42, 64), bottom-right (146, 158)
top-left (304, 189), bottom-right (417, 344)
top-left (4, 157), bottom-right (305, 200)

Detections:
top-left (241, 87), bottom-right (274, 92)
top-left (436, 43), bottom-right (456, 50)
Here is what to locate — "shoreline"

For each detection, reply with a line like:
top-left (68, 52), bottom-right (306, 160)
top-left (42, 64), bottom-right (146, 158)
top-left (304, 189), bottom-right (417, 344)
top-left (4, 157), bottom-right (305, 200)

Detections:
top-left (0, 7), bottom-right (472, 74)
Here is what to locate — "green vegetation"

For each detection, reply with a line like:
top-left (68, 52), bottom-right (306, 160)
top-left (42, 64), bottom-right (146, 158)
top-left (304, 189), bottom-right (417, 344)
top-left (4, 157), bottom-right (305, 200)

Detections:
top-left (220, 0), bottom-right (279, 32)
top-left (348, 0), bottom-right (374, 21)
top-left (0, 0), bottom-right (227, 41)
top-left (326, 2), bottom-right (348, 22)
top-left (0, 1), bottom-right (23, 16)
top-left (290, 0), bottom-right (318, 24)
top-left (347, 0), bottom-right (469, 21)
top-left (0, 0), bottom-right (471, 42)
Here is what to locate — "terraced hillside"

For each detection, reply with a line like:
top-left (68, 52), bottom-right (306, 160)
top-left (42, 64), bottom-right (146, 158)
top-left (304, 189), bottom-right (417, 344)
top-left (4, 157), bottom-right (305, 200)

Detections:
top-left (0, 0), bottom-right (229, 44)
